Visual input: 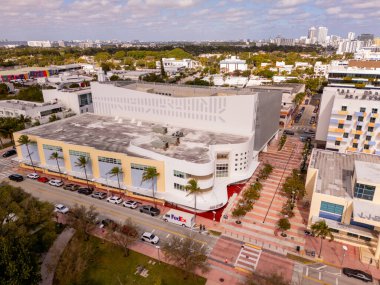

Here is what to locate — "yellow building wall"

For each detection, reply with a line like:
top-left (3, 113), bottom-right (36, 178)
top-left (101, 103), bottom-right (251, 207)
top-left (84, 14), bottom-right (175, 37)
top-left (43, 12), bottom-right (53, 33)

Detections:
top-left (13, 133), bottom-right (166, 193)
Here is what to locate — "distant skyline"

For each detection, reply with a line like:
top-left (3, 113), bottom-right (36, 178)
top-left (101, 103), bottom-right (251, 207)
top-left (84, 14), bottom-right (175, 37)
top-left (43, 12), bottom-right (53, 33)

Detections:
top-left (0, 0), bottom-right (378, 41)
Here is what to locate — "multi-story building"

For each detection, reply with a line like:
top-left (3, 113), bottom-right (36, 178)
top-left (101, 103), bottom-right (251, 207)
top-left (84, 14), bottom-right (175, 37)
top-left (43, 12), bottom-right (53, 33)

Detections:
top-left (316, 86), bottom-right (380, 154)
top-left (354, 47), bottom-right (380, 60)
top-left (42, 87), bottom-right (93, 114)
top-left (314, 61), bottom-right (329, 78)
top-left (156, 58), bottom-right (200, 74)
top-left (27, 41), bottom-right (52, 48)
top-left (306, 149), bottom-right (380, 261)
top-left (328, 66), bottom-right (380, 88)
top-left (220, 56), bottom-right (247, 73)
top-left (0, 100), bottom-right (66, 124)
top-left (308, 26), bottom-right (317, 44)
top-left (15, 82), bottom-right (281, 212)
top-left (316, 27), bottom-right (328, 45)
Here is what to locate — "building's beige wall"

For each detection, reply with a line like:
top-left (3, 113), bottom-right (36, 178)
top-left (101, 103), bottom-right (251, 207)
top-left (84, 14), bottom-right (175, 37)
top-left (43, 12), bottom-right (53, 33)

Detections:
top-left (13, 133), bottom-right (166, 193)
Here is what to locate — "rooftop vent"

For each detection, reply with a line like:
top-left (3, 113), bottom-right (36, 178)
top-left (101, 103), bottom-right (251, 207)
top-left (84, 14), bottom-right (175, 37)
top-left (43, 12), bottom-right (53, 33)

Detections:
top-left (376, 92), bottom-right (379, 95)
top-left (364, 91), bottom-right (368, 95)
top-left (355, 96), bottom-right (358, 99)
top-left (362, 95), bottom-right (367, 99)
top-left (161, 135), bottom-right (180, 146)
top-left (151, 140), bottom-right (168, 150)
top-left (345, 95), bottom-right (349, 98)
top-left (350, 95), bottom-right (353, 98)
top-left (369, 91), bottom-right (372, 95)
top-left (172, 131), bottom-right (184, 137)
top-left (369, 96), bottom-right (373, 100)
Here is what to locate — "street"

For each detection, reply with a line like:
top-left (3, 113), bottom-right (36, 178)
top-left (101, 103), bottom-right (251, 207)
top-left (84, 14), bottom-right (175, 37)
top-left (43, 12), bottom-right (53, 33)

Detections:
top-left (292, 263), bottom-right (377, 285)
top-left (290, 103), bottom-right (316, 134)
top-left (6, 177), bottom-right (218, 253)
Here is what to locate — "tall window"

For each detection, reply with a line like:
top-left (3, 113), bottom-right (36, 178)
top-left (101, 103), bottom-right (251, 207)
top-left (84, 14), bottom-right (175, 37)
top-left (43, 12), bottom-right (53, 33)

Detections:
top-left (338, 123), bottom-right (344, 129)
top-left (346, 115), bottom-right (352, 121)
top-left (354, 134), bottom-right (360, 139)
top-left (335, 141), bottom-right (341, 146)
top-left (216, 163), bottom-right (228, 177)
top-left (353, 143), bottom-right (358, 148)
top-left (341, 106), bottom-right (347, 111)
top-left (343, 133), bottom-right (349, 138)
top-left (98, 156), bottom-right (121, 165)
top-left (354, 183), bottom-right (375, 201)
top-left (358, 116), bottom-right (364, 122)
top-left (372, 108), bottom-right (378, 114)
top-left (370, 117), bottom-right (376, 123)
top-left (368, 126), bottom-right (374, 132)
top-left (174, 183), bottom-right (186, 191)
top-left (356, 125), bottom-right (362, 131)
top-left (360, 107), bottom-right (366, 112)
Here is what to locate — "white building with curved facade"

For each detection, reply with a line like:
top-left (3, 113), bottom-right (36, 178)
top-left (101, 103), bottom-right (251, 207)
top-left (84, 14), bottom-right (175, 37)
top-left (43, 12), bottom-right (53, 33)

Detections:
top-left (14, 82), bottom-right (282, 212)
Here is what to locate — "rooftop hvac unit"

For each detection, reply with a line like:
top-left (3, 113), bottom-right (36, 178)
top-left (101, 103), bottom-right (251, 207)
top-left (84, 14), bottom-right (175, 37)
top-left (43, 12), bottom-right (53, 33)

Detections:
top-left (350, 95), bottom-right (353, 98)
top-left (345, 95), bottom-right (349, 98)
top-left (172, 130), bottom-right (184, 137)
top-left (376, 92), bottom-right (379, 95)
top-left (152, 126), bottom-right (167, 134)
top-left (346, 89), bottom-right (349, 93)
top-left (362, 95), bottom-right (367, 99)
top-left (161, 135), bottom-right (180, 145)
top-left (151, 140), bottom-right (168, 150)
top-left (364, 91), bottom-right (368, 95)
top-left (355, 96), bottom-right (358, 99)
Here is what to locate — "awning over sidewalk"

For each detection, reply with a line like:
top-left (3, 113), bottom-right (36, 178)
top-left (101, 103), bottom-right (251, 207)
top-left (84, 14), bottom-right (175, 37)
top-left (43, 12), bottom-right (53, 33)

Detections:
top-left (352, 199), bottom-right (380, 227)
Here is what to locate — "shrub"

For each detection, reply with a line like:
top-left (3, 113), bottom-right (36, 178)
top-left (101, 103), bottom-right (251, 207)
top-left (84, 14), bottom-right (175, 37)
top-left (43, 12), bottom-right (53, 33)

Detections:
top-left (278, 134), bottom-right (287, 150)
top-left (258, 163), bottom-right (273, 180)
top-left (277, 218), bottom-right (291, 233)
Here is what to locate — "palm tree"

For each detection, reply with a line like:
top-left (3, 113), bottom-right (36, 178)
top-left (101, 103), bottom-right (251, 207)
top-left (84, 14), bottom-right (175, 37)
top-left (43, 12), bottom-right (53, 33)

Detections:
top-left (142, 167), bottom-right (159, 208)
top-left (186, 179), bottom-right (201, 225)
top-left (108, 166), bottom-right (123, 196)
top-left (50, 151), bottom-right (63, 179)
top-left (75, 155), bottom-right (90, 189)
top-left (17, 134), bottom-right (36, 172)
top-left (311, 220), bottom-right (334, 258)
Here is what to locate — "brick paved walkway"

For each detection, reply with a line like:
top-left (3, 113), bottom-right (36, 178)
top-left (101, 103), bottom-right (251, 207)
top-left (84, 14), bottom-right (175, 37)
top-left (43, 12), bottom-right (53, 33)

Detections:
top-left (222, 137), bottom-right (307, 256)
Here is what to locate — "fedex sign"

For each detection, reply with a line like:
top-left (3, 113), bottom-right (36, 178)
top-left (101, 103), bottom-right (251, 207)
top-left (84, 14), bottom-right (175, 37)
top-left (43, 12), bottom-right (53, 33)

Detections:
top-left (170, 214), bottom-right (187, 223)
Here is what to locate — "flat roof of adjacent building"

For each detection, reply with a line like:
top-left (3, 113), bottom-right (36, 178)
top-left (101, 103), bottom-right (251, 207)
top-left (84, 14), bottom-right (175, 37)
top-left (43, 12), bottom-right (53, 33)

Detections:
top-left (105, 81), bottom-right (282, 98)
top-left (354, 161), bottom-right (380, 184)
top-left (309, 149), bottom-right (380, 198)
top-left (0, 67), bottom-right (52, 76)
top-left (18, 113), bottom-right (249, 163)
top-left (0, 100), bottom-right (63, 111)
top-left (323, 86), bottom-right (380, 100)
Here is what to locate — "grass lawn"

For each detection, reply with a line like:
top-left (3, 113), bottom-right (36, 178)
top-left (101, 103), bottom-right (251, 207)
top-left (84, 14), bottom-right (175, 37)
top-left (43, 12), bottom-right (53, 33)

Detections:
top-left (54, 235), bottom-right (206, 285)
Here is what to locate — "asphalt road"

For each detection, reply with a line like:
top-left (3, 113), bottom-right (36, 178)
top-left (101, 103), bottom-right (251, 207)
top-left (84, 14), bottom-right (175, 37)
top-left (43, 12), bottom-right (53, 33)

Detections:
top-left (291, 103), bottom-right (316, 133)
top-left (295, 263), bottom-right (377, 285)
top-left (6, 178), bottom-right (218, 254)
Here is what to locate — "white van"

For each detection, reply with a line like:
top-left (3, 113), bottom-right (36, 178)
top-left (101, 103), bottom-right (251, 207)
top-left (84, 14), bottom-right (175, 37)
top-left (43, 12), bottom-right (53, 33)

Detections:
top-left (163, 209), bottom-right (195, 228)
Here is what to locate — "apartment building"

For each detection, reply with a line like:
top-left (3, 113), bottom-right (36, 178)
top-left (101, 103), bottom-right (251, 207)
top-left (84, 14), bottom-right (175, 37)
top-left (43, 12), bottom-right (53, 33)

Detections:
top-left (328, 66), bottom-right (380, 88)
top-left (156, 58), bottom-right (200, 74)
top-left (15, 82), bottom-right (281, 211)
top-left (306, 149), bottom-right (380, 260)
top-left (316, 87), bottom-right (380, 154)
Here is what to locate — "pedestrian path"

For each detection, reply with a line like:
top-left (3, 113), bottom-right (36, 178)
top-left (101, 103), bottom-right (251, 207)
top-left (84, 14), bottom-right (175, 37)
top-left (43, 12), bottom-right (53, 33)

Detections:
top-left (234, 243), bottom-right (262, 272)
top-left (222, 137), bottom-right (308, 255)
top-left (0, 157), bottom-right (18, 180)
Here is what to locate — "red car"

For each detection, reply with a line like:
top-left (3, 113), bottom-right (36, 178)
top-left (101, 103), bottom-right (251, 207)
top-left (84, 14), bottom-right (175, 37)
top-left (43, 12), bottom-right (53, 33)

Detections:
top-left (37, 177), bottom-right (49, 183)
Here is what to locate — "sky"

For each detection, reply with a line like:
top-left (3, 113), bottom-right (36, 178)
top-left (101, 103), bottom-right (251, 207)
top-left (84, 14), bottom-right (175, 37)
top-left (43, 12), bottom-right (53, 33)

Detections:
top-left (0, 0), bottom-right (379, 41)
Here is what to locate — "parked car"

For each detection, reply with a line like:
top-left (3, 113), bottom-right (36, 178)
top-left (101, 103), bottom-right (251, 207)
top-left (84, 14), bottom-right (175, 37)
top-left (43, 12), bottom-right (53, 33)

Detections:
top-left (342, 268), bottom-right (373, 283)
top-left (141, 232), bottom-right (159, 244)
top-left (139, 205), bottom-right (160, 216)
top-left (27, 173), bottom-right (39, 179)
top-left (78, 187), bottom-right (94, 195)
top-left (8, 174), bottom-right (23, 182)
top-left (49, 179), bottom-right (64, 187)
top-left (300, 106), bottom-right (305, 112)
top-left (309, 116), bottom-right (316, 125)
top-left (54, 204), bottom-right (69, 214)
top-left (106, 196), bottom-right (123, 204)
top-left (283, 129), bottom-right (295, 136)
top-left (91, 191), bottom-right (107, 199)
top-left (122, 200), bottom-right (139, 209)
top-left (305, 99), bottom-right (309, 105)
top-left (63, 184), bottom-right (80, 191)
top-left (100, 218), bottom-right (116, 228)
top-left (37, 177), bottom-right (49, 183)
top-left (2, 149), bottom-right (16, 157)
top-left (303, 129), bottom-right (316, 135)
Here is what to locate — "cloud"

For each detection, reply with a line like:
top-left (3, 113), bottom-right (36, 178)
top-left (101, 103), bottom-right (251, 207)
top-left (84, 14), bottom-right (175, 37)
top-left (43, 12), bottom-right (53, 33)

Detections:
top-left (277, 0), bottom-right (308, 7)
top-left (326, 6), bottom-right (341, 14)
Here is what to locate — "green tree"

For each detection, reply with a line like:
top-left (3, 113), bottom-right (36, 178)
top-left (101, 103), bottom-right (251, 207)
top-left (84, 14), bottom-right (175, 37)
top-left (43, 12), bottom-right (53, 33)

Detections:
top-left (109, 74), bottom-right (119, 81)
top-left (107, 218), bottom-right (139, 257)
top-left (277, 218), bottom-right (291, 236)
top-left (17, 134), bottom-right (36, 172)
top-left (185, 179), bottom-right (201, 225)
top-left (67, 205), bottom-right (98, 241)
top-left (0, 83), bottom-right (8, 95)
top-left (311, 220), bottom-right (334, 258)
top-left (114, 50), bottom-right (126, 60)
top-left (231, 205), bottom-right (246, 224)
top-left (282, 169), bottom-right (305, 199)
top-left (162, 235), bottom-right (209, 278)
top-left (49, 151), bottom-right (63, 179)
top-left (108, 166), bottom-right (123, 194)
top-left (94, 51), bottom-right (111, 62)
top-left (16, 85), bottom-right (43, 102)
top-left (243, 272), bottom-right (290, 285)
top-left (75, 156), bottom-right (91, 189)
top-left (142, 167), bottom-right (159, 208)
top-left (48, 114), bottom-right (60, 122)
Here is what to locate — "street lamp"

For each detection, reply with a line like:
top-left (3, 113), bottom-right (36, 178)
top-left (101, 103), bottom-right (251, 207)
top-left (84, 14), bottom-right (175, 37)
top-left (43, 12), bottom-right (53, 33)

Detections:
top-left (341, 245), bottom-right (348, 266)
top-left (156, 245), bottom-right (161, 264)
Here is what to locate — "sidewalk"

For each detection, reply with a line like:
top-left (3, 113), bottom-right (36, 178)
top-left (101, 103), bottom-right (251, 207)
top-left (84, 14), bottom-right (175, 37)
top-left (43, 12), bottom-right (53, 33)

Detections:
top-left (40, 227), bottom-right (75, 285)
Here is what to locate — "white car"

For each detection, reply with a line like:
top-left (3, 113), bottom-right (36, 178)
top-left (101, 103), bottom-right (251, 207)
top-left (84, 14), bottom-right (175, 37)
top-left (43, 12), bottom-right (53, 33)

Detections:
top-left (122, 200), bottom-right (139, 209)
top-left (106, 196), bottom-right (123, 204)
top-left (141, 232), bottom-right (159, 244)
top-left (49, 179), bottom-right (64, 187)
top-left (54, 204), bottom-right (69, 214)
top-left (27, 173), bottom-right (39, 179)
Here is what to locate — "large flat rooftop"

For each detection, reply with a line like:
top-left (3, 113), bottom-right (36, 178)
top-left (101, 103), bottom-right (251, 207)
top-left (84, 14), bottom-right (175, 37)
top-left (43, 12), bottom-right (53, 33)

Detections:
top-left (309, 149), bottom-right (380, 198)
top-left (18, 113), bottom-right (249, 163)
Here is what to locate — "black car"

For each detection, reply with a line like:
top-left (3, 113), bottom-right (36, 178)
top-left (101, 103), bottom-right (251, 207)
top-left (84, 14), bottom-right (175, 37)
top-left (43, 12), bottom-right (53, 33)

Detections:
top-left (283, 130), bottom-right (295, 136)
top-left (8, 174), bottom-right (23, 182)
top-left (342, 268), bottom-right (373, 282)
top-left (100, 218), bottom-right (116, 228)
top-left (2, 149), bottom-right (16, 158)
top-left (139, 205), bottom-right (160, 216)
top-left (78, 187), bottom-right (94, 195)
